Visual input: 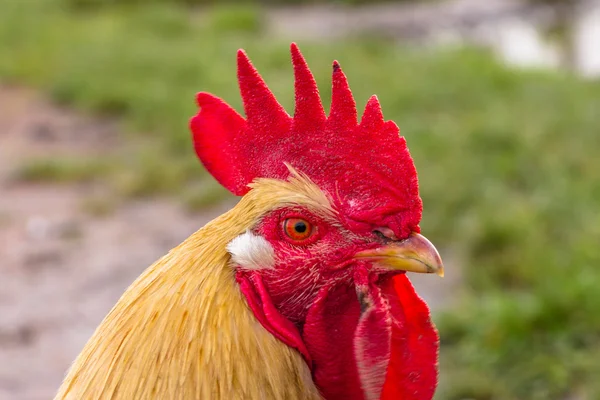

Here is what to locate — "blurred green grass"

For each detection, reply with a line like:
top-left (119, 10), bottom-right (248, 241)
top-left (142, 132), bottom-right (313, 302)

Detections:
top-left (2, 1), bottom-right (600, 399)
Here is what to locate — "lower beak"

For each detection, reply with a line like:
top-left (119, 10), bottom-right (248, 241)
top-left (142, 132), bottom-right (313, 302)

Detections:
top-left (355, 232), bottom-right (444, 277)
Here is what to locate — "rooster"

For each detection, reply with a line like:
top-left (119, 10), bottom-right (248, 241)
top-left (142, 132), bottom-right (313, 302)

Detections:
top-left (54, 43), bottom-right (444, 400)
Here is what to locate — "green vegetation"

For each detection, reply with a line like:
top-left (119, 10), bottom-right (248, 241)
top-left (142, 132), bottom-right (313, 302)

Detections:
top-left (13, 158), bottom-right (113, 183)
top-left (1, 1), bottom-right (599, 398)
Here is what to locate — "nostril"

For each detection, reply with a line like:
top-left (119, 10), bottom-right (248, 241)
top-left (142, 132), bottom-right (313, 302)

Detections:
top-left (373, 230), bottom-right (387, 241)
top-left (373, 227), bottom-right (399, 241)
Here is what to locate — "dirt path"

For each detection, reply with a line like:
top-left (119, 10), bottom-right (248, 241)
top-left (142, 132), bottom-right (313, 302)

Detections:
top-left (0, 86), bottom-right (458, 400)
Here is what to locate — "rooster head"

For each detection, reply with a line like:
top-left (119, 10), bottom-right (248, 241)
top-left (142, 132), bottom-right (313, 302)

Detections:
top-left (190, 43), bottom-right (443, 400)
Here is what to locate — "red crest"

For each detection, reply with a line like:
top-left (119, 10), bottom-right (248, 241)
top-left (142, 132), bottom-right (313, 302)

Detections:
top-left (190, 43), bottom-right (422, 239)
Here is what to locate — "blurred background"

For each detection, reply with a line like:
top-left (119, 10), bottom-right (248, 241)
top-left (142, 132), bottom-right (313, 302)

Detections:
top-left (1, 0), bottom-right (599, 399)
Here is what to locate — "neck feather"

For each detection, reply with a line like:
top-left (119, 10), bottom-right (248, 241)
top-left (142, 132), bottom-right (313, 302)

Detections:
top-left (54, 201), bottom-right (321, 400)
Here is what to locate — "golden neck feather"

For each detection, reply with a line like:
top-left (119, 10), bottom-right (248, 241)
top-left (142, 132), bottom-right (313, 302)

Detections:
top-left (55, 171), bottom-right (330, 400)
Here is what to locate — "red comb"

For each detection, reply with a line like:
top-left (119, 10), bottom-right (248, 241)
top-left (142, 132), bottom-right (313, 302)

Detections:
top-left (190, 43), bottom-right (422, 238)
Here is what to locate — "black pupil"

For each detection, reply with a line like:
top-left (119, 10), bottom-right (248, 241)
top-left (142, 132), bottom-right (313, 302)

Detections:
top-left (294, 221), bottom-right (307, 233)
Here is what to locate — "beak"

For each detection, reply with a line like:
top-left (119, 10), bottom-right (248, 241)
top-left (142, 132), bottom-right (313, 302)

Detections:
top-left (355, 232), bottom-right (444, 277)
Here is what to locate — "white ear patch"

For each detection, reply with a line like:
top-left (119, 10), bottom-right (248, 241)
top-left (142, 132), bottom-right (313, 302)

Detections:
top-left (227, 230), bottom-right (276, 270)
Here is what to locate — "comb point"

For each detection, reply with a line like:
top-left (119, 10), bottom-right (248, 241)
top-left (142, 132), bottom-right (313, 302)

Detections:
top-left (291, 42), bottom-right (326, 124)
top-left (360, 95), bottom-right (384, 129)
top-left (332, 60), bottom-right (341, 72)
top-left (196, 92), bottom-right (217, 107)
top-left (329, 59), bottom-right (357, 129)
top-left (237, 47), bottom-right (289, 126)
top-left (236, 49), bottom-right (251, 67)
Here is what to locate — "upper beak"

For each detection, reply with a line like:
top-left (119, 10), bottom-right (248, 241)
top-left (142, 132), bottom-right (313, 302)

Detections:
top-left (354, 232), bottom-right (444, 277)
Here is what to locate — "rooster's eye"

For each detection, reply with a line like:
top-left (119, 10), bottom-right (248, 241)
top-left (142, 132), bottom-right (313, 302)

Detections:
top-left (283, 218), bottom-right (314, 242)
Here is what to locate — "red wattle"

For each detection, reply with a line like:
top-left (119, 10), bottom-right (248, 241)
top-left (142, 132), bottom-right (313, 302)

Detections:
top-left (353, 280), bottom-right (392, 400)
top-left (381, 275), bottom-right (439, 400)
top-left (238, 270), bottom-right (438, 400)
top-left (303, 283), bottom-right (364, 399)
top-left (236, 272), bottom-right (312, 365)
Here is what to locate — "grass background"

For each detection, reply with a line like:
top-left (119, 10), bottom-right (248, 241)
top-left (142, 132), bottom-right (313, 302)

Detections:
top-left (2, 1), bottom-right (600, 399)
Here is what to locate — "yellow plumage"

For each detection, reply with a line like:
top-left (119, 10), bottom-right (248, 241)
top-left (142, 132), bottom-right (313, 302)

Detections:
top-left (55, 170), bottom-right (331, 399)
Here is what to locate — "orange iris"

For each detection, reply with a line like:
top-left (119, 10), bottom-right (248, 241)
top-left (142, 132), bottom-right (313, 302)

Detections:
top-left (283, 218), bottom-right (313, 241)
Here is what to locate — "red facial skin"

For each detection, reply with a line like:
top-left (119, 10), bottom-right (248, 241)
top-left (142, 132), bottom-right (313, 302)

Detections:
top-left (235, 206), bottom-right (438, 400)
